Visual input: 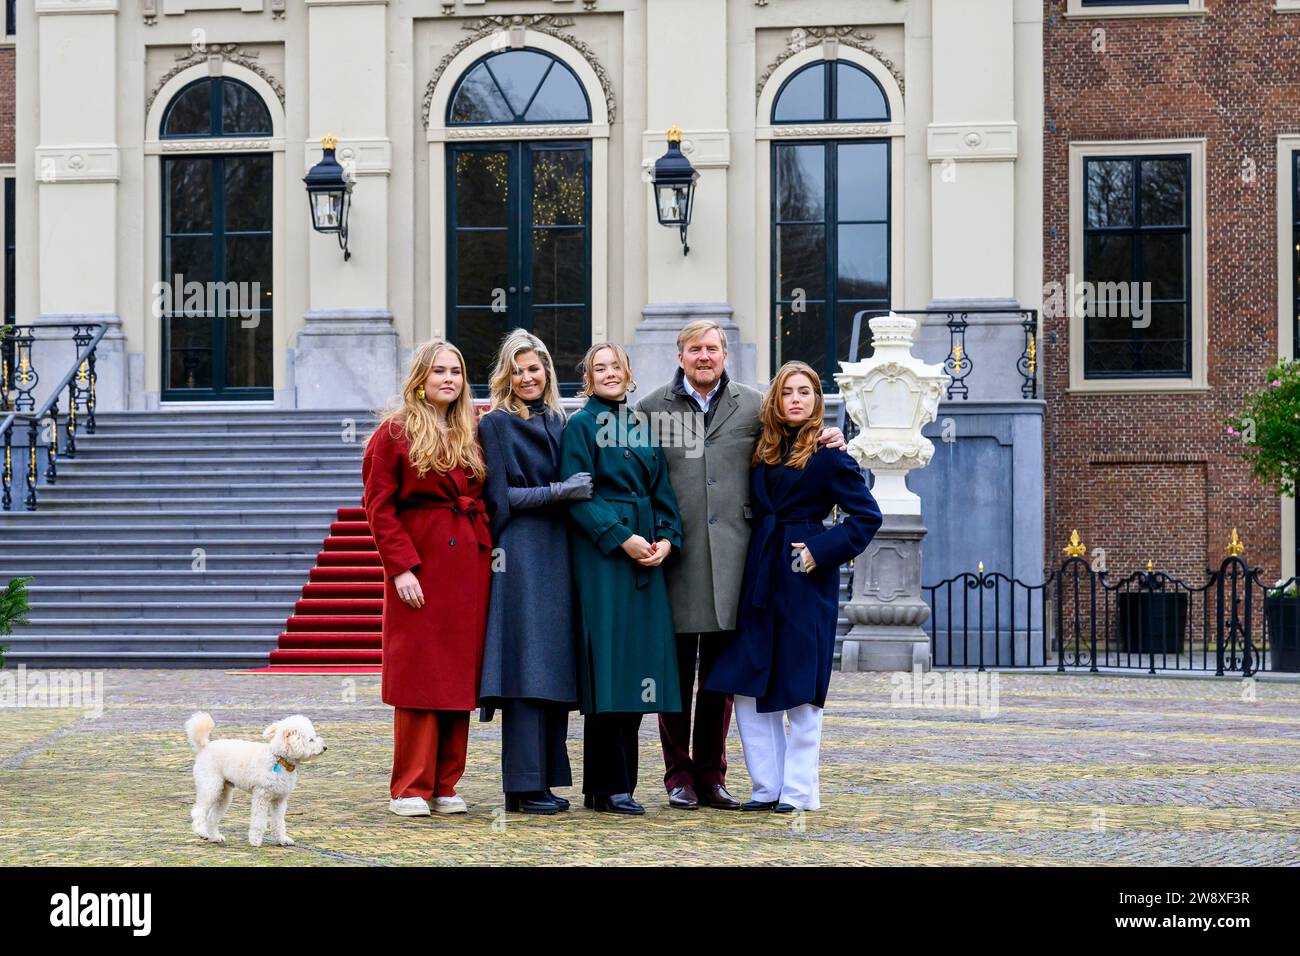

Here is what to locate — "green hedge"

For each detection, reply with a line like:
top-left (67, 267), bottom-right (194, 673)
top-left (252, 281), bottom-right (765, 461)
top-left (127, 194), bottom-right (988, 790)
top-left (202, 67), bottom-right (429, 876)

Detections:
top-left (0, 577), bottom-right (32, 669)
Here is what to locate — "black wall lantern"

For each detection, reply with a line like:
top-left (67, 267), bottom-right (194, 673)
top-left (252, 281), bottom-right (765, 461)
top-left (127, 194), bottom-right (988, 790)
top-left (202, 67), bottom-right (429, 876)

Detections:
top-left (303, 134), bottom-right (354, 261)
top-left (651, 125), bottom-right (698, 255)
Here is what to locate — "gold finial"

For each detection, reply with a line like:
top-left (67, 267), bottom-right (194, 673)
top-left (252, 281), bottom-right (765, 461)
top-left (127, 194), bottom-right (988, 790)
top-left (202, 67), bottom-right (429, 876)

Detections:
top-left (1027, 335), bottom-right (1036, 374)
top-left (1226, 527), bottom-right (1245, 557)
top-left (1146, 559), bottom-right (1154, 573)
top-left (665, 125), bottom-right (683, 144)
top-left (320, 134), bottom-right (338, 151)
top-left (953, 342), bottom-right (963, 374)
top-left (977, 560), bottom-right (984, 575)
top-left (1063, 529), bottom-right (1086, 558)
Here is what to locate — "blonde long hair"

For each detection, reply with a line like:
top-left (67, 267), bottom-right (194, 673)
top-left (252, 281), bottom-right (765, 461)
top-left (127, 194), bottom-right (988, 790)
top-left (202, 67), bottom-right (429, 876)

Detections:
top-left (368, 339), bottom-right (486, 480)
top-left (486, 329), bottom-right (565, 419)
top-left (753, 361), bottom-right (824, 470)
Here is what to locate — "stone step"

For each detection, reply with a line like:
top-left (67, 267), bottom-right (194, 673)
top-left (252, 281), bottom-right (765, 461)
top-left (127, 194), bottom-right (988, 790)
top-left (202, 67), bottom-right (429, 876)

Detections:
top-left (0, 507), bottom-right (340, 525)
top-left (33, 487), bottom-right (360, 503)
top-left (25, 585), bottom-right (304, 603)
top-left (79, 418), bottom-right (376, 434)
top-left (0, 541), bottom-right (321, 558)
top-left (45, 467), bottom-right (360, 483)
top-left (4, 564), bottom-right (315, 580)
top-left (17, 616), bottom-right (287, 635)
top-left (0, 524), bottom-right (336, 542)
top-left (57, 442), bottom-right (364, 458)
top-left (1, 638), bottom-right (278, 668)
top-left (50, 455), bottom-right (362, 470)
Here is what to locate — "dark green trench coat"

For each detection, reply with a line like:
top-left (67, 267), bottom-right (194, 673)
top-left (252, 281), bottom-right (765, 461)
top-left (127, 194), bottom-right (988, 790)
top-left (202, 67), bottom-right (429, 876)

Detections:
top-left (559, 394), bottom-right (684, 715)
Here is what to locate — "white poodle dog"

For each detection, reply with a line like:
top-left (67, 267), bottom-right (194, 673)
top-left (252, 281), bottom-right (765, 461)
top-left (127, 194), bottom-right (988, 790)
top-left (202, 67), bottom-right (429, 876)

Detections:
top-left (185, 712), bottom-right (328, 847)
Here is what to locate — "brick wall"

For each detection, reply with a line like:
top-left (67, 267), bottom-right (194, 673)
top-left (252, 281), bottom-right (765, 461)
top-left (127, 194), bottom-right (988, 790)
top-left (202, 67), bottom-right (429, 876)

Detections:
top-left (1044, 0), bottom-right (1295, 584)
top-left (0, 44), bottom-right (12, 165)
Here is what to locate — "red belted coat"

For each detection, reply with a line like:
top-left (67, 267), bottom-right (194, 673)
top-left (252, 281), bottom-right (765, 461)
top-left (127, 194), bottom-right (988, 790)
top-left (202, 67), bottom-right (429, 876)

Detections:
top-left (361, 417), bottom-right (493, 710)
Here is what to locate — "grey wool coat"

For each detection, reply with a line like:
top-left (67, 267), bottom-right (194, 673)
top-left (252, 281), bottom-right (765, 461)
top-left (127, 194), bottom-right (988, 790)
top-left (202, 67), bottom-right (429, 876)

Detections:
top-left (636, 372), bottom-right (764, 634)
top-left (476, 405), bottom-right (578, 716)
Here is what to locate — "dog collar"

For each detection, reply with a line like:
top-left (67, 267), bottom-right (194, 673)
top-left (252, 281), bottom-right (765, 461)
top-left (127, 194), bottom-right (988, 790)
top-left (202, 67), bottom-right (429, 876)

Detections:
top-left (273, 756), bottom-right (296, 773)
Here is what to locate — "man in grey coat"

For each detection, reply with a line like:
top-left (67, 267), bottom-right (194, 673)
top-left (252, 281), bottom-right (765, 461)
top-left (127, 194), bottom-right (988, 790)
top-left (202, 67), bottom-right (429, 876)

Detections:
top-left (637, 320), bottom-right (844, 810)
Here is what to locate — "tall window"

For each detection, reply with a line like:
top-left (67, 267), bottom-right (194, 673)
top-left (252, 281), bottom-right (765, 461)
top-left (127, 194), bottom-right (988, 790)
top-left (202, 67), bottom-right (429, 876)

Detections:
top-left (160, 77), bottom-right (273, 400)
top-left (1293, 151), bottom-right (1300, 362)
top-left (770, 61), bottom-right (890, 388)
top-left (1082, 154), bottom-right (1191, 377)
top-left (445, 49), bottom-right (592, 393)
top-left (4, 177), bottom-right (13, 326)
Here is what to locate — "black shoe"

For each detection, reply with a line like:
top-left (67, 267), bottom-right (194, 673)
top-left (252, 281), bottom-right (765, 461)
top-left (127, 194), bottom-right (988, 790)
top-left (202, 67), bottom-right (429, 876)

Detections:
top-left (588, 792), bottom-right (645, 815)
top-left (773, 802), bottom-right (799, 813)
top-left (505, 792), bottom-right (561, 815)
top-left (742, 799), bottom-right (779, 812)
top-left (544, 789), bottom-right (570, 811)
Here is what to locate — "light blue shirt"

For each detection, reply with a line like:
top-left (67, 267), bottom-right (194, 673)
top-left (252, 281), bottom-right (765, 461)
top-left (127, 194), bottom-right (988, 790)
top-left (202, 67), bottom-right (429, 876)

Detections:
top-left (686, 378), bottom-right (722, 413)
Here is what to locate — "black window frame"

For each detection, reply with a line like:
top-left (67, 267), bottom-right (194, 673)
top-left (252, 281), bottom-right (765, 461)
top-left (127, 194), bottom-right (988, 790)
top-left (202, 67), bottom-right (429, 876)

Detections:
top-left (1081, 153), bottom-right (1193, 379)
top-left (446, 49), bottom-right (592, 128)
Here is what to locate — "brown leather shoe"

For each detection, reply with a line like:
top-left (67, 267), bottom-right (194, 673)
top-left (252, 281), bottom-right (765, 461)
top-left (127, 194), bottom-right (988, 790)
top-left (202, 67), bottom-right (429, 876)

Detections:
top-left (700, 783), bottom-right (742, 810)
top-left (667, 784), bottom-right (699, 809)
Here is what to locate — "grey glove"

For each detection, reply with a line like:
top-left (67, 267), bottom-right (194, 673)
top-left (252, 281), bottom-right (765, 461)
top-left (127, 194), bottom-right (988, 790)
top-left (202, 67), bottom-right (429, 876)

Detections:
top-left (550, 472), bottom-right (594, 502)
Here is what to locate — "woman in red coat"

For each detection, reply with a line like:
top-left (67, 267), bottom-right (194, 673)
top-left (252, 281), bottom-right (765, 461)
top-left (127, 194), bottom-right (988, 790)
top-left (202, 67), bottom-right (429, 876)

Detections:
top-left (362, 339), bottom-right (492, 817)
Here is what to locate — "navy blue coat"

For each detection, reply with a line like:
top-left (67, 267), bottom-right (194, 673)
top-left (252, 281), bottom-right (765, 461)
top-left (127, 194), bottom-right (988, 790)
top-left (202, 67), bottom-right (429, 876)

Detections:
top-left (476, 406), bottom-right (578, 715)
top-left (704, 446), bottom-right (882, 712)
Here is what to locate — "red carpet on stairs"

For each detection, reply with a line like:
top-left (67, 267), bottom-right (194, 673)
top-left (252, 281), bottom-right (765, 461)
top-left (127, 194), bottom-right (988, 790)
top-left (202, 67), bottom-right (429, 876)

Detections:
top-left (241, 506), bottom-right (385, 674)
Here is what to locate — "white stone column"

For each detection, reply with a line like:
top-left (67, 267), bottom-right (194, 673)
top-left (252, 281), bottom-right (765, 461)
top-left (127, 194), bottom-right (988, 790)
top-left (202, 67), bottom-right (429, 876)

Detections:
top-left (296, 0), bottom-right (397, 410)
top-left (631, 0), bottom-right (752, 389)
top-left (32, 0), bottom-right (126, 412)
top-left (923, 0), bottom-right (1025, 401)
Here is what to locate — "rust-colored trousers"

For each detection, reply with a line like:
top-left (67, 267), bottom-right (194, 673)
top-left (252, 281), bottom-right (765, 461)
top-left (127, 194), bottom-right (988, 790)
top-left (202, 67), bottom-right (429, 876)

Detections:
top-left (390, 708), bottom-right (470, 800)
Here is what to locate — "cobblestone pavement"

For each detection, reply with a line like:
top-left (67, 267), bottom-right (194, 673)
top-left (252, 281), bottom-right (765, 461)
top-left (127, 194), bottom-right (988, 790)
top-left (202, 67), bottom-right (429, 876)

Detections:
top-left (1, 669), bottom-right (1297, 866)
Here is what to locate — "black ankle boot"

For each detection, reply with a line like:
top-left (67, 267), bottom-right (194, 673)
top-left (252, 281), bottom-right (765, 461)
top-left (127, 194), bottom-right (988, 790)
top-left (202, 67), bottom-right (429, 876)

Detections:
top-left (543, 789), bottom-right (570, 810)
top-left (505, 792), bottom-right (561, 815)
top-left (589, 792), bottom-right (644, 815)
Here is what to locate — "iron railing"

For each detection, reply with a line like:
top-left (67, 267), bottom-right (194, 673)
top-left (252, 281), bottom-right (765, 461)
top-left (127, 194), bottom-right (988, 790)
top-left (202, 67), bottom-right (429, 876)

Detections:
top-left (923, 538), bottom-right (1293, 677)
top-left (845, 307), bottom-right (1040, 399)
top-left (1, 321), bottom-right (107, 510)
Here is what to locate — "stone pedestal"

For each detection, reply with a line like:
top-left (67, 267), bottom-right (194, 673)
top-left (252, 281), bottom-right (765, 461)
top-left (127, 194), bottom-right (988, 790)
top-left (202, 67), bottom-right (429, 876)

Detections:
top-left (840, 512), bottom-right (933, 672)
top-left (629, 302), bottom-right (756, 390)
top-left (292, 308), bottom-right (398, 410)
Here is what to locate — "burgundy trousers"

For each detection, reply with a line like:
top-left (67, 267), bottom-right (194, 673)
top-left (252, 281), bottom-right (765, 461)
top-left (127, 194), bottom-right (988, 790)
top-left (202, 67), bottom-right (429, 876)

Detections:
top-left (390, 708), bottom-right (470, 800)
top-left (657, 631), bottom-right (734, 792)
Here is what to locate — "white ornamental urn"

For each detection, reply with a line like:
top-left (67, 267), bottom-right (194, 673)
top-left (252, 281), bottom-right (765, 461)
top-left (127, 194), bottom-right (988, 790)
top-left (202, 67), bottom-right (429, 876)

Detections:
top-left (832, 313), bottom-right (950, 516)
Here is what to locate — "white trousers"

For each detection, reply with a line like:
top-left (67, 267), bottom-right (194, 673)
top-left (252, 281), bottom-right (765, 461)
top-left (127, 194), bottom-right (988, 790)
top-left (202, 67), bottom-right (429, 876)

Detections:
top-left (733, 695), bottom-right (824, 810)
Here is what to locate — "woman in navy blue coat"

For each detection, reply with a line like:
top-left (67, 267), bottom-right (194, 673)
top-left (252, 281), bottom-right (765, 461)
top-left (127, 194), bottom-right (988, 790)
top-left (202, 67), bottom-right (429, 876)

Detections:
top-left (704, 361), bottom-right (881, 812)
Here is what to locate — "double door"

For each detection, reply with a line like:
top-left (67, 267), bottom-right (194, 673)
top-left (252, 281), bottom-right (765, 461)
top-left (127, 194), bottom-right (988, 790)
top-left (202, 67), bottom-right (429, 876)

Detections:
top-left (447, 140), bottom-right (591, 393)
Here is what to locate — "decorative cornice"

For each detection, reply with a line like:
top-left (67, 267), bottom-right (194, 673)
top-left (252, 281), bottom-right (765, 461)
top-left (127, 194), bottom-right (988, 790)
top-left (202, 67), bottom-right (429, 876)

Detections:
top-left (446, 124), bottom-right (592, 140)
top-left (927, 122), bottom-right (1019, 162)
top-left (148, 136), bottom-right (284, 153)
top-left (36, 0), bottom-right (119, 14)
top-left (771, 123), bottom-right (894, 138)
top-left (421, 15), bottom-right (617, 129)
top-left (757, 26), bottom-right (905, 101)
top-left (34, 145), bottom-right (120, 184)
top-left (146, 44), bottom-right (286, 115)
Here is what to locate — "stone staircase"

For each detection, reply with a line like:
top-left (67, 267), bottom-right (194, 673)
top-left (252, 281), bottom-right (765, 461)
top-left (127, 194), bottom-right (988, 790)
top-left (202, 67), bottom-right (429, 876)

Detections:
top-left (0, 408), bottom-right (376, 667)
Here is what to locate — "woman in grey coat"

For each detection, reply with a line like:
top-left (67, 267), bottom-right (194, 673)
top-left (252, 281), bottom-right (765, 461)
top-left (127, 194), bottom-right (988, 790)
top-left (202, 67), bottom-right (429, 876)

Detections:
top-left (477, 329), bottom-right (592, 814)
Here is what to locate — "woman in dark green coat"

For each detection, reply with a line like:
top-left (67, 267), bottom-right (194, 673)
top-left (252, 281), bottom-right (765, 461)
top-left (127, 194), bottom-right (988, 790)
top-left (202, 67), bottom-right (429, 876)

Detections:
top-left (560, 342), bottom-right (683, 815)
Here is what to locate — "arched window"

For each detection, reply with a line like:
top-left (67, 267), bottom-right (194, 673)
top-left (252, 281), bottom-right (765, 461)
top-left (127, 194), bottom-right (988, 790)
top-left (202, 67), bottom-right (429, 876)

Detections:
top-left (443, 49), bottom-right (593, 393)
top-left (162, 76), bottom-right (272, 138)
top-left (770, 61), bottom-right (891, 388)
top-left (448, 49), bottom-right (591, 126)
top-left (159, 76), bottom-right (273, 399)
top-left (772, 61), bottom-right (889, 125)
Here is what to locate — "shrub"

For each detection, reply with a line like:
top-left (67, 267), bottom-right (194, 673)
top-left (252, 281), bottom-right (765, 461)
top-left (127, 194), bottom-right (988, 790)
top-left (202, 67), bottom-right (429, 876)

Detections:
top-left (1226, 358), bottom-right (1300, 498)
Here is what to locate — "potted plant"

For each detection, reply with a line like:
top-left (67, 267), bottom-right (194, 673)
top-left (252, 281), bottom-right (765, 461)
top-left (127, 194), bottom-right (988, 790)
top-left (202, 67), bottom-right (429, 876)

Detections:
top-left (1264, 579), bottom-right (1300, 673)
top-left (1227, 360), bottom-right (1300, 672)
top-left (0, 576), bottom-right (32, 669)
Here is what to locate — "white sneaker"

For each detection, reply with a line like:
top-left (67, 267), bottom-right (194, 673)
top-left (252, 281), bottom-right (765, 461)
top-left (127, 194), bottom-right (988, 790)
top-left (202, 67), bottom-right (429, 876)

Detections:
top-left (390, 796), bottom-right (431, 816)
top-left (434, 795), bottom-right (467, 814)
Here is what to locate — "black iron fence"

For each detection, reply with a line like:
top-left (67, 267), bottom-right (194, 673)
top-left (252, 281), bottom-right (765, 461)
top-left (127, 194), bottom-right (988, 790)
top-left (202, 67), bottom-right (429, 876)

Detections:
top-left (923, 533), bottom-right (1295, 677)
top-left (1, 321), bottom-right (106, 511)
top-left (844, 306), bottom-right (1040, 400)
